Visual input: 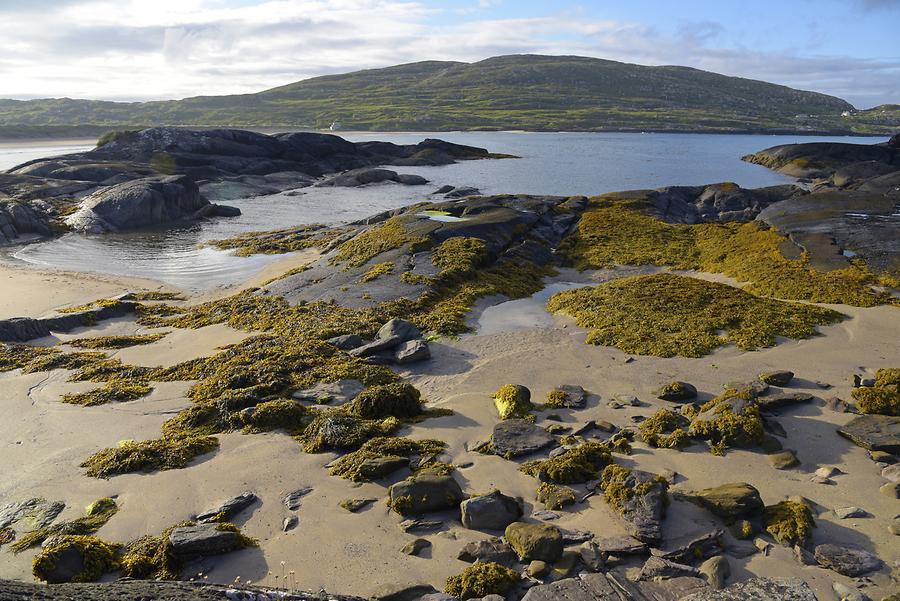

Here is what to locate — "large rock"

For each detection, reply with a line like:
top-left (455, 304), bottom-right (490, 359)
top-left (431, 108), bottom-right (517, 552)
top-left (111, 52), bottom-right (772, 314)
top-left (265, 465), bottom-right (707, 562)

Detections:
top-left (681, 577), bottom-right (817, 601)
top-left (387, 473), bottom-right (463, 515)
top-left (814, 544), bottom-right (884, 576)
top-left (394, 339), bottom-right (430, 364)
top-left (168, 523), bottom-right (242, 559)
top-left (66, 175), bottom-right (237, 233)
top-left (504, 522), bottom-right (563, 562)
top-left (838, 415), bottom-right (900, 453)
top-left (316, 168), bottom-right (427, 187)
top-left (656, 381), bottom-right (697, 402)
top-left (0, 201), bottom-right (53, 244)
top-left (675, 482), bottom-right (764, 519)
top-left (608, 469), bottom-right (669, 544)
top-left (490, 419), bottom-right (555, 457)
top-left (460, 490), bottom-right (522, 531)
top-left (377, 319), bottom-right (422, 343)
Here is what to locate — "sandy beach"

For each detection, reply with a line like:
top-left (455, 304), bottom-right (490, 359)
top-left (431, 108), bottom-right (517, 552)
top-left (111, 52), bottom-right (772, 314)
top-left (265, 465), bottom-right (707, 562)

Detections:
top-left (0, 257), bottom-right (897, 600)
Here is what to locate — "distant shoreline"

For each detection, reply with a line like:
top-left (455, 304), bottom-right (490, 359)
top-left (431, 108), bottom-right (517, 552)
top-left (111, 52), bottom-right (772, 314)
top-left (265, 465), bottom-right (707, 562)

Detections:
top-left (0, 124), bottom-right (888, 143)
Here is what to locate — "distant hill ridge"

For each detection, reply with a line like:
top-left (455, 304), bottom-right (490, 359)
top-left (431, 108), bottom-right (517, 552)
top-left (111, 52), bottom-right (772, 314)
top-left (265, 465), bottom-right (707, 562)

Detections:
top-left (0, 54), bottom-right (897, 135)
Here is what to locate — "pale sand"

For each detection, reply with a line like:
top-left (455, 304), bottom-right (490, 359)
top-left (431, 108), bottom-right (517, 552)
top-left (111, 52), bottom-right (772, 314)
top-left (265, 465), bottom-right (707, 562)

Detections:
top-left (0, 263), bottom-right (898, 599)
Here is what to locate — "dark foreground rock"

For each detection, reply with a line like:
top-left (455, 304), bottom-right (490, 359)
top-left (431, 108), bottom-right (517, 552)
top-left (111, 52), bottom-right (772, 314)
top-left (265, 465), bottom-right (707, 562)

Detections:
top-left (0, 300), bottom-right (136, 342)
top-left (490, 419), bottom-right (556, 457)
top-left (521, 571), bottom-right (708, 601)
top-left (168, 523), bottom-right (243, 559)
top-left (0, 579), bottom-right (364, 601)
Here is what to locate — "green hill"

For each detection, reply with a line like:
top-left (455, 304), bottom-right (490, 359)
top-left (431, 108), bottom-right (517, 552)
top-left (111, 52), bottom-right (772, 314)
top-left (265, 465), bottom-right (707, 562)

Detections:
top-left (0, 54), bottom-right (895, 135)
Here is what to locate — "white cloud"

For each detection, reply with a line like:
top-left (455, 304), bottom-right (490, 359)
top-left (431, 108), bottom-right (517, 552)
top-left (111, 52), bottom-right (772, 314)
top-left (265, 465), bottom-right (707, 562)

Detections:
top-left (0, 0), bottom-right (895, 107)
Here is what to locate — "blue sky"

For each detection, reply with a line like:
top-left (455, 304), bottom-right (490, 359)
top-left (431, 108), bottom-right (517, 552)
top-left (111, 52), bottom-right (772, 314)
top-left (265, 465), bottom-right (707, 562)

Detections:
top-left (0, 0), bottom-right (897, 107)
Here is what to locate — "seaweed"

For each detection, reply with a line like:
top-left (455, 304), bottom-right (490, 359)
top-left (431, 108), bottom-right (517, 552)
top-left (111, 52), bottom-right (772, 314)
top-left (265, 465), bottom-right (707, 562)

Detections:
top-left (66, 333), bottom-right (167, 349)
top-left (689, 390), bottom-right (765, 455)
top-left (559, 197), bottom-right (897, 307)
top-left (237, 400), bottom-right (311, 434)
top-left (299, 413), bottom-right (401, 453)
top-left (62, 381), bottom-right (153, 406)
top-left (520, 441), bottom-right (612, 484)
top-left (763, 501), bottom-right (815, 546)
top-left (852, 368), bottom-right (900, 415)
top-left (328, 436), bottom-right (446, 482)
top-left (80, 434), bottom-right (219, 478)
top-left (493, 384), bottom-right (533, 420)
top-left (445, 562), bottom-right (519, 600)
top-left (208, 224), bottom-right (346, 256)
top-left (639, 410), bottom-right (691, 449)
top-left (330, 217), bottom-right (429, 268)
top-left (360, 261), bottom-right (395, 283)
top-left (431, 236), bottom-right (487, 277)
top-left (11, 497), bottom-right (119, 552)
top-left (536, 482), bottom-right (576, 510)
top-left (32, 535), bottom-right (120, 583)
top-left (547, 273), bottom-right (844, 357)
top-left (348, 382), bottom-right (423, 419)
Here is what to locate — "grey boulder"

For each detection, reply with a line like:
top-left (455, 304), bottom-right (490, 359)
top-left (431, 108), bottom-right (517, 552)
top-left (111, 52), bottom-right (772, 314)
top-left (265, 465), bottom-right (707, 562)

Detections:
top-left (460, 490), bottom-right (522, 531)
top-left (489, 419), bottom-right (555, 457)
top-left (388, 473), bottom-right (463, 515)
top-left (814, 543), bottom-right (883, 576)
top-left (168, 523), bottom-right (242, 559)
top-left (196, 491), bottom-right (257, 523)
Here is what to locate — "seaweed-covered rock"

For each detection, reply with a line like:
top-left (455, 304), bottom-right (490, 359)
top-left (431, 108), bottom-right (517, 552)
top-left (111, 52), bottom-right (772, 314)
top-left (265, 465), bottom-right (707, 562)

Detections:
top-left (493, 384), bottom-right (533, 420)
top-left (504, 522), bottom-right (563, 562)
top-left (536, 483), bottom-right (576, 510)
top-left (348, 383), bottom-right (422, 419)
top-left (599, 465), bottom-right (668, 544)
top-left (763, 501), bottom-right (814, 547)
top-left (460, 491), bottom-right (522, 531)
top-left (676, 483), bottom-right (764, 519)
top-left (444, 562), bottom-right (519, 601)
top-left (388, 473), bottom-right (464, 515)
top-left (490, 419), bottom-right (555, 457)
top-left (656, 381), bottom-right (697, 402)
top-left (520, 441), bottom-right (612, 484)
top-left (32, 535), bottom-right (119, 584)
top-left (544, 385), bottom-right (587, 409)
top-left (814, 544), bottom-right (883, 576)
top-left (457, 537), bottom-right (517, 567)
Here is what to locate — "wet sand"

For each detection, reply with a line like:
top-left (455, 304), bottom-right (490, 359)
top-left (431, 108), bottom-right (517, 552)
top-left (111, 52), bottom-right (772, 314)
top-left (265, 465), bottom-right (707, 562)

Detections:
top-left (0, 261), bottom-right (898, 599)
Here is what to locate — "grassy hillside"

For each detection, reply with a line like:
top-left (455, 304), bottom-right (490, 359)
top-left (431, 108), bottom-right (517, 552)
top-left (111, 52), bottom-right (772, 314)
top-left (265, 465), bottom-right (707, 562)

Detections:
top-left (0, 54), bottom-right (895, 134)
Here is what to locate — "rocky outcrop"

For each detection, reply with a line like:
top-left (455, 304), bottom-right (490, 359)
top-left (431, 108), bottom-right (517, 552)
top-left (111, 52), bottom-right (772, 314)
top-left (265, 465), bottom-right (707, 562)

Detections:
top-left (316, 168), bottom-right (428, 187)
top-left (674, 482), bottom-right (764, 519)
top-left (168, 523), bottom-right (243, 559)
top-left (742, 140), bottom-right (899, 183)
top-left (0, 201), bottom-right (54, 244)
top-left (838, 415), bottom-right (900, 453)
top-left (504, 522), bottom-right (563, 563)
top-left (0, 300), bottom-right (136, 343)
top-left (64, 175), bottom-right (234, 234)
top-left (814, 544), bottom-right (884, 576)
top-left (680, 577), bottom-right (817, 601)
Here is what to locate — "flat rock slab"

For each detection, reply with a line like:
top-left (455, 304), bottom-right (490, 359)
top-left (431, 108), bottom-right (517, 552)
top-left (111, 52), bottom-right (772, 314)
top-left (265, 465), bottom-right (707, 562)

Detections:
top-left (490, 419), bottom-right (556, 457)
top-left (814, 544), bottom-right (884, 576)
top-left (838, 415), bottom-right (900, 453)
top-left (681, 577), bottom-right (816, 601)
top-left (196, 491), bottom-right (257, 522)
top-left (757, 393), bottom-right (814, 412)
top-left (168, 524), bottom-right (242, 559)
top-left (283, 487), bottom-right (314, 510)
top-left (457, 537), bottom-right (517, 567)
top-left (595, 535), bottom-right (648, 556)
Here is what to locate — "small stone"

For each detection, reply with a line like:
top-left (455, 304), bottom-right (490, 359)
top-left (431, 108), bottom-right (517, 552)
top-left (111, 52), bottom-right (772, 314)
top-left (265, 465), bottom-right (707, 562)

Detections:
top-left (401, 538), bottom-right (431, 556)
top-left (832, 582), bottom-right (871, 601)
top-left (531, 510), bottom-right (559, 521)
top-left (815, 381), bottom-right (832, 389)
top-left (656, 381), bottom-right (697, 402)
top-left (607, 400), bottom-right (624, 409)
top-left (660, 469), bottom-right (678, 485)
top-left (699, 556), bottom-right (729, 589)
top-left (810, 475), bottom-right (834, 485)
top-left (868, 450), bottom-right (896, 464)
top-left (823, 396), bottom-right (858, 413)
top-left (340, 498), bottom-right (376, 512)
top-left (283, 487), bottom-right (313, 511)
top-left (834, 506), bottom-right (867, 519)
top-left (638, 556), bottom-right (699, 580)
top-left (793, 545), bottom-right (817, 565)
top-left (758, 370), bottom-right (794, 386)
top-left (754, 539), bottom-right (772, 556)
top-left (815, 466), bottom-right (842, 478)
top-left (882, 464), bottom-right (900, 483)
top-left (505, 522), bottom-right (563, 562)
top-left (282, 516), bottom-right (298, 532)
top-left (879, 482), bottom-right (899, 498)
top-left (579, 541), bottom-right (605, 572)
top-left (527, 560), bottom-right (549, 578)
top-left (558, 528), bottom-right (593, 545)
top-left (399, 519), bottom-right (443, 533)
top-left (768, 450), bottom-right (799, 469)
top-left (325, 334), bottom-right (364, 350)
top-left (725, 380), bottom-right (770, 397)
top-left (196, 491), bottom-right (257, 523)
top-left (613, 394), bottom-right (639, 406)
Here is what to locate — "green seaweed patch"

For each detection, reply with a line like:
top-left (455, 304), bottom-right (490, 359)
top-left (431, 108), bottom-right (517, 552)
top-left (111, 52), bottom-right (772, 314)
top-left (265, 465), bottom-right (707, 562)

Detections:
top-left (852, 368), bottom-right (900, 416)
top-left (599, 464), bottom-right (668, 514)
top-left (62, 381), bottom-right (153, 406)
top-left (238, 400), bottom-right (312, 434)
top-left (536, 482), bottom-right (577, 510)
top-left (80, 434), bottom-right (219, 479)
top-left (445, 561), bottom-right (519, 600)
top-left (0, 345), bottom-right (106, 374)
top-left (32, 535), bottom-right (120, 583)
top-left (763, 500), bottom-right (815, 546)
top-left (689, 389), bottom-right (764, 455)
top-left (128, 292), bottom-right (185, 301)
top-left (547, 273), bottom-right (844, 358)
top-left (208, 224), bottom-right (347, 256)
top-left (56, 298), bottom-right (131, 314)
top-left (431, 236), bottom-right (487, 277)
top-left (360, 261), bottom-right (395, 283)
top-left (11, 497), bottom-right (119, 553)
top-left (329, 436), bottom-right (446, 482)
top-left (639, 409), bottom-right (691, 449)
top-left (331, 217), bottom-right (430, 268)
top-left (520, 441), bottom-right (612, 484)
top-left (66, 333), bottom-right (167, 349)
top-left (558, 198), bottom-right (897, 307)
top-left (299, 413), bottom-right (401, 453)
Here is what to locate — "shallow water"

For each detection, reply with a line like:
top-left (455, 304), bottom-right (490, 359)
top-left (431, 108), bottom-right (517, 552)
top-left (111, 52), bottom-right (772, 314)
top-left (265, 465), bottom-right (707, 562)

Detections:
top-left (0, 141), bottom-right (94, 170)
top-left (5, 131), bottom-right (884, 290)
top-left (475, 281), bottom-right (592, 335)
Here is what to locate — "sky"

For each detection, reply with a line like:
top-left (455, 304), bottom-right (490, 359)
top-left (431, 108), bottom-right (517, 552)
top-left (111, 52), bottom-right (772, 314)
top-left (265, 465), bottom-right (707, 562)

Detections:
top-left (0, 0), bottom-right (897, 108)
